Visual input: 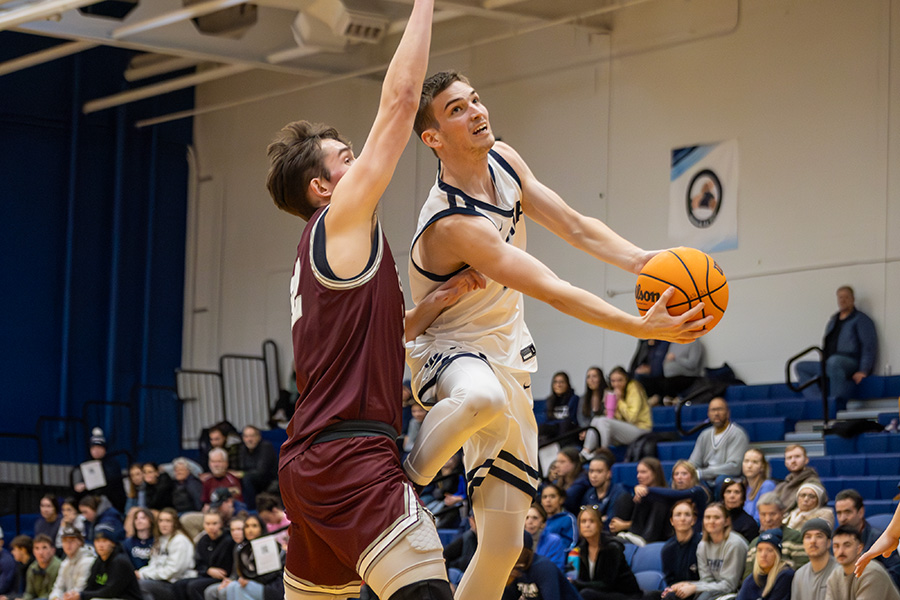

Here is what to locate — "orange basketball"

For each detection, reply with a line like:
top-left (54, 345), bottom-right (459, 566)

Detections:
top-left (634, 247), bottom-right (728, 331)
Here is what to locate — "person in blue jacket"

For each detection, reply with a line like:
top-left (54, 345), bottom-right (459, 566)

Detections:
top-left (564, 450), bottom-right (627, 532)
top-left (524, 504), bottom-right (568, 571)
top-left (794, 285), bottom-right (877, 402)
top-left (78, 495), bottom-right (124, 544)
top-left (541, 484), bottom-right (577, 548)
top-left (502, 532), bottom-right (581, 600)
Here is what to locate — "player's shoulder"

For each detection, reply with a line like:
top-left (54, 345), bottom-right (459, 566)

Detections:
top-left (491, 141), bottom-right (524, 168)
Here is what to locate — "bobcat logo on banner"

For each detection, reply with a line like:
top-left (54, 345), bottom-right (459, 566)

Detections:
top-left (669, 140), bottom-right (738, 252)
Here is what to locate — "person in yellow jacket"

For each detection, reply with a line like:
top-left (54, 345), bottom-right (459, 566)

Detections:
top-left (581, 366), bottom-right (652, 460)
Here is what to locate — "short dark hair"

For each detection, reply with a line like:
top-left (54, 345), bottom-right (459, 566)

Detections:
top-left (255, 493), bottom-right (282, 513)
top-left (414, 70), bottom-right (471, 138)
top-left (529, 502), bottom-right (548, 522)
top-left (833, 524), bottom-right (863, 544)
top-left (266, 120), bottom-right (350, 220)
top-left (590, 448), bottom-right (616, 470)
top-left (10, 535), bottom-right (32, 553)
top-left (78, 495), bottom-right (99, 511)
top-left (835, 489), bottom-right (864, 511)
top-left (33, 534), bottom-right (54, 547)
top-left (542, 483), bottom-right (567, 500)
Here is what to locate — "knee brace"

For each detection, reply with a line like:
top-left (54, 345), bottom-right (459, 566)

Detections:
top-left (387, 580), bottom-right (453, 600)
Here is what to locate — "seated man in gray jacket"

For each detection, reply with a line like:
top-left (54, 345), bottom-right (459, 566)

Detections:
top-left (688, 397), bottom-right (749, 488)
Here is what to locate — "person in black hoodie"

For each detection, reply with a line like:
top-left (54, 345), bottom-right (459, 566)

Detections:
top-left (174, 513), bottom-right (234, 600)
top-left (72, 429), bottom-right (127, 513)
top-left (720, 479), bottom-right (759, 544)
top-left (571, 506), bottom-right (642, 600)
top-left (68, 523), bottom-right (141, 600)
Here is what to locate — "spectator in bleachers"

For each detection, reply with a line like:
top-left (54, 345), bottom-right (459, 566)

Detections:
top-left (563, 451), bottom-right (627, 530)
top-left (402, 403), bottom-right (427, 455)
top-left (23, 534), bottom-right (60, 600)
top-left (235, 427), bottom-right (277, 510)
top-left (136, 508), bottom-right (197, 600)
top-left (54, 501), bottom-right (86, 555)
top-left (419, 453), bottom-right (466, 530)
top-left (688, 398), bottom-right (748, 489)
top-left (538, 372), bottom-right (579, 444)
top-left (742, 448), bottom-right (775, 523)
top-left (785, 482), bottom-right (833, 531)
top-left (791, 518), bottom-right (837, 600)
top-left (744, 492), bottom-right (808, 580)
top-left (209, 490), bottom-right (247, 529)
top-left (794, 285), bottom-right (878, 403)
top-left (721, 478), bottom-right (759, 543)
top-left (72, 429), bottom-right (127, 514)
top-left (77, 523), bottom-right (142, 600)
top-left (34, 495), bottom-right (62, 546)
top-left (48, 526), bottom-right (93, 600)
top-left (630, 339), bottom-right (669, 399)
top-left (143, 463), bottom-right (175, 512)
top-left (827, 524), bottom-right (900, 600)
top-left (125, 464), bottom-right (146, 514)
top-left (546, 447), bottom-right (583, 494)
top-left (574, 367), bottom-right (608, 430)
top-left (834, 489), bottom-right (900, 590)
top-left (171, 459), bottom-right (204, 514)
top-left (211, 515), bottom-right (281, 600)
top-left (173, 512), bottom-right (234, 600)
top-left (254, 495), bottom-right (288, 550)
top-left (654, 498), bottom-right (701, 600)
top-left (569, 506), bottom-right (642, 600)
top-left (201, 450), bottom-right (243, 511)
top-left (443, 515), bottom-right (477, 590)
top-left (581, 367), bottom-right (652, 461)
top-left (0, 528), bottom-right (13, 598)
top-left (736, 528), bottom-right (793, 600)
top-left (122, 508), bottom-right (155, 570)
top-left (8, 535), bottom-right (35, 598)
top-left (201, 425), bottom-right (240, 475)
top-left (78, 496), bottom-right (123, 545)
top-left (502, 532), bottom-right (580, 600)
top-left (641, 459), bottom-right (710, 525)
top-left (677, 503), bottom-right (747, 600)
top-left (524, 504), bottom-right (567, 571)
top-left (610, 457), bottom-right (670, 545)
top-left (659, 339), bottom-right (706, 403)
top-left (540, 484), bottom-right (577, 549)
top-left (772, 444), bottom-right (821, 513)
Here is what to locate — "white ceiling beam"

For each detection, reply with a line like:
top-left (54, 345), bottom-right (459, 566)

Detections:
top-left (0, 39), bottom-right (96, 76)
top-left (381, 0), bottom-right (538, 23)
top-left (112, 0), bottom-right (250, 40)
top-left (124, 55), bottom-right (204, 81)
top-left (481, 0), bottom-right (530, 9)
top-left (0, 0), bottom-right (104, 31)
top-left (83, 63), bottom-right (251, 114)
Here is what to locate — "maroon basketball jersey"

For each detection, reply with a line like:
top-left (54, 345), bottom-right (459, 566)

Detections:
top-left (279, 207), bottom-right (405, 469)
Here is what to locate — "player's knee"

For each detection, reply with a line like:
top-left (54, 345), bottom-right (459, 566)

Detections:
top-left (387, 579), bottom-right (453, 600)
top-left (463, 385), bottom-right (505, 419)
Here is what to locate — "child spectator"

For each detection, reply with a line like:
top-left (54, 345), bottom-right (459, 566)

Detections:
top-left (540, 484), bottom-right (577, 548)
top-left (523, 504), bottom-right (567, 571)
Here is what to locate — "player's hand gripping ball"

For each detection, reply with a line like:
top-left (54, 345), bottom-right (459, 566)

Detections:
top-left (634, 247), bottom-right (728, 332)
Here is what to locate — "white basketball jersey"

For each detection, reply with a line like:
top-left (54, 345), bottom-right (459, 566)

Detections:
top-left (408, 148), bottom-right (537, 373)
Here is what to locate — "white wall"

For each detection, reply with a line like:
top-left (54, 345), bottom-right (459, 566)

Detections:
top-left (188, 0), bottom-right (900, 398)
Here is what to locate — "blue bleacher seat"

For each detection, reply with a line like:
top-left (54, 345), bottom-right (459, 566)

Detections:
top-left (864, 454), bottom-right (900, 477)
top-left (863, 500), bottom-right (897, 517)
top-left (878, 478), bottom-right (898, 501)
top-left (769, 458), bottom-right (787, 481)
top-left (808, 456), bottom-right (833, 477)
top-left (623, 543), bottom-right (638, 566)
top-left (634, 570), bottom-right (666, 592)
top-left (867, 512), bottom-right (895, 531)
top-left (825, 435), bottom-right (856, 455)
top-left (657, 441), bottom-right (694, 462)
top-left (613, 463), bottom-right (638, 485)
top-left (631, 542), bottom-right (665, 573)
top-left (832, 456), bottom-right (864, 477)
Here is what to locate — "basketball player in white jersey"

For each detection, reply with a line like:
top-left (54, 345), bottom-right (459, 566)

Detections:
top-left (404, 71), bottom-right (712, 600)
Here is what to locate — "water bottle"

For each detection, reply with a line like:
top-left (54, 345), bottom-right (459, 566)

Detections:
top-left (566, 547), bottom-right (580, 580)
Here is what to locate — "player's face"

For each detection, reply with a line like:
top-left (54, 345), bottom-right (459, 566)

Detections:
top-left (756, 543), bottom-right (777, 571)
top-left (428, 81), bottom-right (493, 155)
top-left (588, 460), bottom-right (610, 488)
top-left (833, 534), bottom-right (862, 567)
top-left (318, 138), bottom-right (356, 199)
top-left (803, 530), bottom-right (830, 559)
top-left (784, 447), bottom-right (808, 473)
top-left (835, 499), bottom-right (863, 528)
top-left (671, 466), bottom-right (692, 490)
top-left (524, 508), bottom-right (544, 535)
top-left (670, 503), bottom-right (696, 534)
top-left (742, 450), bottom-right (763, 479)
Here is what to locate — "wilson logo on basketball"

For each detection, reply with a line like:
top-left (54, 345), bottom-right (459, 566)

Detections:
top-left (634, 285), bottom-right (660, 304)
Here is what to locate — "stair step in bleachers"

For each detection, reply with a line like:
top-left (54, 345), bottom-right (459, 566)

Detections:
top-left (825, 433), bottom-right (900, 455)
top-left (769, 453), bottom-right (900, 480)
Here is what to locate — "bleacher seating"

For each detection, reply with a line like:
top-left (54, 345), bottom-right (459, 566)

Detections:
top-left (631, 542), bottom-right (665, 573)
top-left (634, 570), bottom-right (666, 592)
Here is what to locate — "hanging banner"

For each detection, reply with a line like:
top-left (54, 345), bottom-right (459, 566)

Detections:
top-left (669, 140), bottom-right (738, 252)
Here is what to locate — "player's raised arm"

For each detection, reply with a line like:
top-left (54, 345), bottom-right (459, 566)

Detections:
top-left (423, 215), bottom-right (710, 344)
top-left (323, 0), bottom-right (434, 273)
top-left (492, 142), bottom-right (657, 275)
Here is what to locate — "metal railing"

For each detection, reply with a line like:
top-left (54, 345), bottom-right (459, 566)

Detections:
top-left (786, 346), bottom-right (830, 431)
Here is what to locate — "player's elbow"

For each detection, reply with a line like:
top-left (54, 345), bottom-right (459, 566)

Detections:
top-left (385, 80), bottom-right (420, 115)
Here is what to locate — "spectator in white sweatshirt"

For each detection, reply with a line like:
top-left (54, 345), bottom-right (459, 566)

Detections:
top-left (48, 526), bottom-right (94, 600)
top-left (136, 509), bottom-right (196, 600)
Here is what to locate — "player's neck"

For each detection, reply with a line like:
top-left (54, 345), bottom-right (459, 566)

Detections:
top-left (440, 152), bottom-right (496, 203)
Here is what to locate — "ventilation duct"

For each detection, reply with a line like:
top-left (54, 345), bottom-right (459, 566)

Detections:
top-left (294, 0), bottom-right (388, 47)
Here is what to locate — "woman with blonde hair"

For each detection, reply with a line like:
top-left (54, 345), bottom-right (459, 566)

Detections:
top-left (633, 460), bottom-right (709, 535)
top-left (742, 448), bottom-right (775, 522)
top-left (736, 529), bottom-right (793, 600)
top-left (137, 507), bottom-right (197, 600)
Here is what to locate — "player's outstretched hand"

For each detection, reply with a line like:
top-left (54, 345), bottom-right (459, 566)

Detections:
top-left (856, 531), bottom-right (899, 577)
top-left (643, 287), bottom-right (713, 344)
top-left (431, 268), bottom-right (486, 309)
